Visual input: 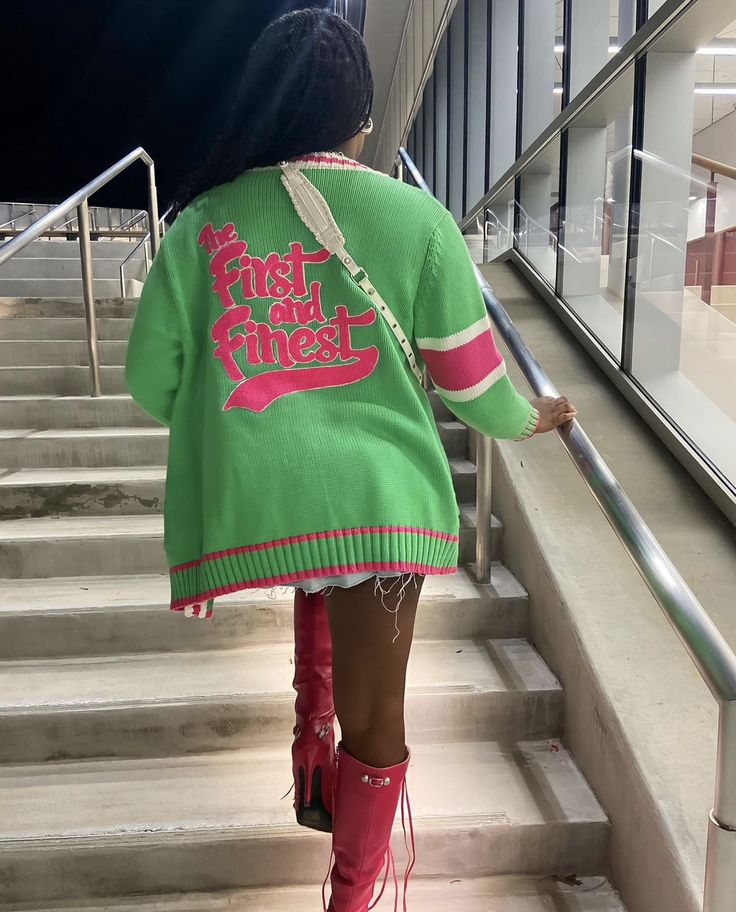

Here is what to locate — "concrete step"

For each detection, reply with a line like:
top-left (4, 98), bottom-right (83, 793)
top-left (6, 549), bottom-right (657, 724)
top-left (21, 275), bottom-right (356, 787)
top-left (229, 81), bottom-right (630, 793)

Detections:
top-left (0, 425), bottom-right (468, 471)
top-left (7, 239), bottom-right (145, 259)
top-left (0, 509), bottom-right (496, 579)
top-left (0, 466), bottom-right (165, 518)
top-left (0, 514), bottom-right (165, 577)
top-left (0, 365), bottom-right (126, 395)
top-left (0, 256), bottom-right (139, 279)
top-left (0, 296), bottom-right (137, 319)
top-left (0, 464), bottom-right (482, 520)
top-left (0, 317), bottom-right (132, 340)
top-left (0, 565), bottom-right (529, 658)
top-left (0, 427), bottom-right (168, 468)
top-left (0, 340), bottom-right (127, 367)
top-left (0, 638), bottom-right (562, 763)
top-left (0, 278), bottom-right (123, 297)
top-left (437, 419), bottom-right (468, 459)
top-left (0, 740), bottom-right (610, 903)
top-left (0, 876), bottom-right (627, 912)
top-left (428, 388), bottom-right (453, 420)
top-left (450, 458), bottom-right (477, 503)
top-left (0, 395), bottom-right (155, 428)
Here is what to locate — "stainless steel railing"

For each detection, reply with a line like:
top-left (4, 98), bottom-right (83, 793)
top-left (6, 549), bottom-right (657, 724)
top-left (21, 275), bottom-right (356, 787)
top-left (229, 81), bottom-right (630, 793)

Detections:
top-left (399, 145), bottom-right (736, 912)
top-left (0, 202), bottom-right (148, 238)
top-left (0, 148), bottom-right (160, 397)
top-left (0, 205), bottom-right (36, 232)
top-left (119, 207), bottom-right (171, 298)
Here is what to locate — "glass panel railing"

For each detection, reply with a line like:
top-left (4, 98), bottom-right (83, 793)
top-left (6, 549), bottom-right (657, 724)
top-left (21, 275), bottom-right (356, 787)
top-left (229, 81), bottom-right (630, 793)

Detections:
top-left (630, 13), bottom-right (736, 491)
top-left (558, 63), bottom-right (635, 360)
top-left (517, 135), bottom-right (562, 287)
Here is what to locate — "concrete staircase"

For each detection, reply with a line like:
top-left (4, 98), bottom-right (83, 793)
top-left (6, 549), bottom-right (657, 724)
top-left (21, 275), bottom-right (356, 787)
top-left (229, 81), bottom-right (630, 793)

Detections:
top-left (0, 281), bottom-right (626, 910)
top-left (0, 239), bottom-right (147, 299)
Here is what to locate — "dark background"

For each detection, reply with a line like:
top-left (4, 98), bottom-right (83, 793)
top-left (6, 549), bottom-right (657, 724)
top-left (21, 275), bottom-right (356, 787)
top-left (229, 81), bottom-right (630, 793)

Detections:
top-left (1, 1), bottom-right (330, 209)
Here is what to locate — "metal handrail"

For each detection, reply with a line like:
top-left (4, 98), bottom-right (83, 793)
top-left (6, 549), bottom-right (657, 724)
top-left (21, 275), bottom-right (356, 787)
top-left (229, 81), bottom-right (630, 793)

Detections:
top-left (0, 147), bottom-right (160, 397)
top-left (119, 207), bottom-right (171, 298)
top-left (400, 145), bottom-right (736, 912)
top-left (692, 153), bottom-right (736, 182)
top-left (0, 227), bottom-right (149, 240)
top-left (0, 205), bottom-right (35, 231)
top-left (118, 210), bottom-right (148, 231)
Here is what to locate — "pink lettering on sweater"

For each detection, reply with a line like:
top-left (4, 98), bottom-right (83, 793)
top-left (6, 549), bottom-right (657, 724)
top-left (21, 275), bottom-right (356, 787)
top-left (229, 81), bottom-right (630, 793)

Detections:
top-left (201, 222), bottom-right (379, 411)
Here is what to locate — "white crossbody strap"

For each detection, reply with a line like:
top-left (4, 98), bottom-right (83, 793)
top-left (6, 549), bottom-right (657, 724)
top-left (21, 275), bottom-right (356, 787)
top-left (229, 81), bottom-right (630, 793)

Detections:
top-left (280, 162), bottom-right (423, 384)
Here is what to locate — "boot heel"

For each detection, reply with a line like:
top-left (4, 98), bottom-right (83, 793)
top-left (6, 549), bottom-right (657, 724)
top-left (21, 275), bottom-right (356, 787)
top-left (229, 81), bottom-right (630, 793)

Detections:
top-left (296, 765), bottom-right (333, 833)
top-left (293, 590), bottom-right (336, 833)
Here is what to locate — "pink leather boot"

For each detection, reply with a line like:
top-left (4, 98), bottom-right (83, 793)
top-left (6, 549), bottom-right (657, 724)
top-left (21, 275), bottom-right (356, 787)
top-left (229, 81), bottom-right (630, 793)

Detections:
top-left (292, 589), bottom-right (336, 832)
top-left (326, 744), bottom-right (413, 912)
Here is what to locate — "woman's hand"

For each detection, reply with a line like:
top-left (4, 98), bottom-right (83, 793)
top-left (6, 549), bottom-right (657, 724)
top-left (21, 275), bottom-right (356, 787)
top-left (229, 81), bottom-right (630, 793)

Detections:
top-left (530, 396), bottom-right (577, 434)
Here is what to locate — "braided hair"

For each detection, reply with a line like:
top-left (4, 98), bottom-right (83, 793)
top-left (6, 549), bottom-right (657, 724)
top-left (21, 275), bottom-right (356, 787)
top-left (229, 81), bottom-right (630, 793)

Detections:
top-left (172, 9), bottom-right (374, 216)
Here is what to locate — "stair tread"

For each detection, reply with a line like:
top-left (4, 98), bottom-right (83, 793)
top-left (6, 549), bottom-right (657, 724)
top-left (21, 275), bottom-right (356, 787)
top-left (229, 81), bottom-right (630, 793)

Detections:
top-left (0, 427), bottom-right (166, 440)
top-left (0, 466), bottom-right (166, 485)
top-left (0, 393), bottom-right (134, 403)
top-left (0, 638), bottom-right (560, 712)
top-left (1, 467), bottom-right (480, 487)
top-left (0, 739), bottom-right (607, 843)
top-left (448, 458), bottom-right (476, 472)
top-left (0, 565), bottom-right (525, 612)
top-left (0, 513), bottom-right (163, 540)
top-left (1, 875), bottom-right (627, 911)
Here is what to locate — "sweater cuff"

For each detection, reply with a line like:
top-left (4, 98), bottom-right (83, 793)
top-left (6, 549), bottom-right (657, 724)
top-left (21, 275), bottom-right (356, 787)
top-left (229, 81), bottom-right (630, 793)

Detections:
top-left (514, 406), bottom-right (540, 441)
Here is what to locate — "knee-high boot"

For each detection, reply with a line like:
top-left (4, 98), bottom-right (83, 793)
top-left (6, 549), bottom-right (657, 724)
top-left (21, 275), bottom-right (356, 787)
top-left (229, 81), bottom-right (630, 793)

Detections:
top-left (326, 744), bottom-right (412, 912)
top-left (292, 589), bottom-right (336, 832)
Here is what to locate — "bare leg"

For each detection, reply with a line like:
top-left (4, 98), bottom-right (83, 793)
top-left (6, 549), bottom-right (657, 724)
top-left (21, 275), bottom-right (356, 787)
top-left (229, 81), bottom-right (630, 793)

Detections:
top-left (325, 574), bottom-right (424, 769)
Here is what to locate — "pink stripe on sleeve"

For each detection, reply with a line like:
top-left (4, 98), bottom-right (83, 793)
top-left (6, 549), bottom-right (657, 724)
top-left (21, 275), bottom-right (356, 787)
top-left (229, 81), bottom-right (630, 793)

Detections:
top-left (420, 329), bottom-right (505, 393)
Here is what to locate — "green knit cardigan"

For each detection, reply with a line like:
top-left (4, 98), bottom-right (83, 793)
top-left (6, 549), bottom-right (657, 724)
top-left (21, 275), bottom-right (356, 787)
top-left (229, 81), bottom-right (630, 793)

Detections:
top-left (126, 154), bottom-right (537, 613)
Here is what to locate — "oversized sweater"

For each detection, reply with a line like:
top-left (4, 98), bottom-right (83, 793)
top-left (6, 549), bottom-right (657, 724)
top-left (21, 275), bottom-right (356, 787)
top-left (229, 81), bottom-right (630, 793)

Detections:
top-left (126, 153), bottom-right (538, 613)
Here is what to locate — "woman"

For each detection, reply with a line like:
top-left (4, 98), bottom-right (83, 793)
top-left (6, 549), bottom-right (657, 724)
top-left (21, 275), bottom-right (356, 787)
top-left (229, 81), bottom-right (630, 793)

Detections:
top-left (126, 9), bottom-right (576, 910)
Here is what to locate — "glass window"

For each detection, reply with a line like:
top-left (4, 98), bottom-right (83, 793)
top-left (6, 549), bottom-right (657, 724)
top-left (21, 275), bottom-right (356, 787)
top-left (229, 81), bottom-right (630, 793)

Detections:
top-left (415, 107), bottom-right (425, 176)
top-left (489, 0), bottom-right (521, 187)
top-left (448, 1), bottom-right (467, 219)
top-left (486, 186), bottom-right (516, 262)
top-left (560, 65), bottom-right (634, 359)
top-left (423, 75), bottom-right (436, 194)
top-left (631, 13), bottom-right (736, 490)
top-left (568, 0), bottom-right (616, 99)
top-left (466, 0), bottom-right (490, 212)
top-left (522, 0), bottom-right (564, 150)
top-left (517, 136), bottom-right (562, 287)
top-left (435, 35), bottom-right (450, 207)
top-left (463, 218), bottom-right (485, 265)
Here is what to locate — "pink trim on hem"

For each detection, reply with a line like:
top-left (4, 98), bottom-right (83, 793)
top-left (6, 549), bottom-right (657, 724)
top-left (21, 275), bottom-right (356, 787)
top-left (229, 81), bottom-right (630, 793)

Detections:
top-left (170, 562), bottom-right (458, 612)
top-left (171, 526), bottom-right (460, 575)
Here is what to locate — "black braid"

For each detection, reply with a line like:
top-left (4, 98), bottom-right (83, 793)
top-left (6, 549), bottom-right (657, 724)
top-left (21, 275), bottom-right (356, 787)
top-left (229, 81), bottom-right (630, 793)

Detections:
top-left (172, 9), bottom-right (374, 217)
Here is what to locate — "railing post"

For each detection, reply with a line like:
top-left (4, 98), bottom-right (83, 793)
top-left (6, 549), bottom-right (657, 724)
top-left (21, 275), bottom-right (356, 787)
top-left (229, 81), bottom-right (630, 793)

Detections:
top-left (704, 700), bottom-right (736, 911)
top-left (473, 433), bottom-right (494, 584)
top-left (396, 159), bottom-right (405, 183)
top-left (147, 162), bottom-right (161, 259)
top-left (77, 200), bottom-right (102, 398)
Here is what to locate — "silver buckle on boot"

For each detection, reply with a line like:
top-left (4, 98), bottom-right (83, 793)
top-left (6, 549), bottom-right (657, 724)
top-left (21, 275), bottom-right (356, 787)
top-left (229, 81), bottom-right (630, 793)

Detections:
top-left (361, 775), bottom-right (391, 787)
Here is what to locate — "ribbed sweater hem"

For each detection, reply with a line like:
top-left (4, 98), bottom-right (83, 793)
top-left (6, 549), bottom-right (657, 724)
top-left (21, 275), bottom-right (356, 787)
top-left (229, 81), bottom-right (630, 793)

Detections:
top-left (169, 525), bottom-right (460, 609)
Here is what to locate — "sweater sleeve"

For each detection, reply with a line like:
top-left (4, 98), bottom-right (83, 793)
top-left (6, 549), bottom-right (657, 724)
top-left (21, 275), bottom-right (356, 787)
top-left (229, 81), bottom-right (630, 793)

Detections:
top-left (413, 209), bottom-right (539, 441)
top-left (125, 240), bottom-right (183, 427)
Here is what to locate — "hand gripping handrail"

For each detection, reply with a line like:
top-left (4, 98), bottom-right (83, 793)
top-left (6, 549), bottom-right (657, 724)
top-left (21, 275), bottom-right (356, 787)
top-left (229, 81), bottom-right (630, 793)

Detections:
top-left (0, 147), bottom-right (160, 397)
top-left (399, 145), bottom-right (736, 912)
